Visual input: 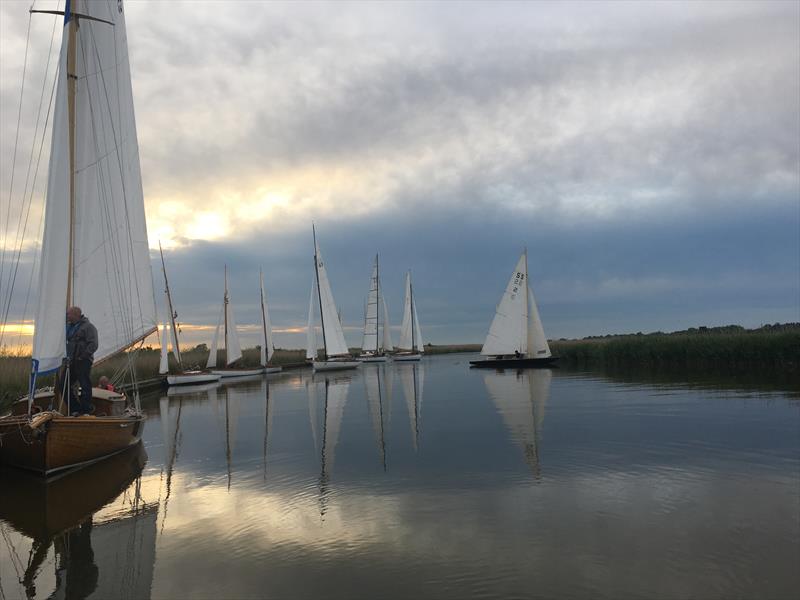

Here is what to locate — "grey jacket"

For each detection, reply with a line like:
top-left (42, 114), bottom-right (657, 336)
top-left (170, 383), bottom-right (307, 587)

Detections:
top-left (66, 316), bottom-right (98, 363)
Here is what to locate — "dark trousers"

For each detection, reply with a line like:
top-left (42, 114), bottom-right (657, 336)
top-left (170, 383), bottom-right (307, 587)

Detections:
top-left (71, 359), bottom-right (94, 414)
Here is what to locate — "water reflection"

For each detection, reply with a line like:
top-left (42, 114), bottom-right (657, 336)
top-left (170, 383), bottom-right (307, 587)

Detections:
top-left (1, 357), bottom-right (798, 600)
top-left (0, 444), bottom-right (155, 599)
top-left (483, 368), bottom-right (550, 478)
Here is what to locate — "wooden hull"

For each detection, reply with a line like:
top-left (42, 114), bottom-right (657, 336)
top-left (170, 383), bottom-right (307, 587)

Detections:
top-left (313, 360), bottom-right (361, 372)
top-left (393, 353), bottom-right (422, 362)
top-left (0, 413), bottom-right (145, 476)
top-left (167, 371), bottom-right (221, 386)
top-left (0, 443), bottom-right (146, 540)
top-left (469, 356), bottom-right (559, 369)
top-left (210, 368), bottom-right (265, 378)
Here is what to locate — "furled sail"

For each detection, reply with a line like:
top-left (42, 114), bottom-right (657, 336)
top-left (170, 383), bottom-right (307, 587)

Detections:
top-left (314, 238), bottom-right (350, 357)
top-left (480, 252), bottom-right (529, 357)
top-left (259, 271), bottom-right (274, 366)
top-left (361, 258), bottom-right (379, 353)
top-left (306, 277), bottom-right (317, 360)
top-left (33, 0), bottom-right (157, 374)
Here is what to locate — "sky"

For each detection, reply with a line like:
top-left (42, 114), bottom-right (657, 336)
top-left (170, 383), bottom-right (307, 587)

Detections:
top-left (0, 0), bottom-right (798, 351)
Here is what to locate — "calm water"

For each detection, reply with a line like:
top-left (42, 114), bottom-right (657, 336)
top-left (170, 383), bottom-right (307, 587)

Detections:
top-left (1, 355), bottom-right (798, 599)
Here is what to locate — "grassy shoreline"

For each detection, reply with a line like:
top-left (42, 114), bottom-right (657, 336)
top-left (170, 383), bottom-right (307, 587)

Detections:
top-left (2, 324), bottom-right (797, 410)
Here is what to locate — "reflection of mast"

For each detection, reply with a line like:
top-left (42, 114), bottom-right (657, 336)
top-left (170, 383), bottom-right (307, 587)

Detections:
top-left (225, 387), bottom-right (232, 491)
top-left (319, 378), bottom-right (330, 518)
top-left (159, 396), bottom-right (183, 536)
top-left (401, 363), bottom-right (424, 451)
top-left (364, 365), bottom-right (388, 470)
top-left (317, 376), bottom-right (350, 518)
top-left (263, 378), bottom-right (272, 482)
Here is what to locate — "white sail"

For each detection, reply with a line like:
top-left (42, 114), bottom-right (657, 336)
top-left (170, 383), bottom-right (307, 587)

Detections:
top-left (314, 238), bottom-right (350, 357)
top-left (322, 378), bottom-right (350, 475)
top-left (413, 296), bottom-right (423, 353)
top-left (381, 293), bottom-right (393, 351)
top-left (361, 259), bottom-right (379, 353)
top-left (206, 306), bottom-right (223, 368)
top-left (480, 252), bottom-right (529, 357)
top-left (398, 273), bottom-right (413, 351)
top-left (484, 369), bottom-right (551, 475)
top-left (528, 285), bottom-right (552, 358)
top-left (159, 324), bottom-right (169, 375)
top-left (259, 271), bottom-right (275, 366)
top-left (306, 277), bottom-right (317, 360)
top-left (32, 0), bottom-right (157, 374)
top-left (224, 273), bottom-right (242, 365)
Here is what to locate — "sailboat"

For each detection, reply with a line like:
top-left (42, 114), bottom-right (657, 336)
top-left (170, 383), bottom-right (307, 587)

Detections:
top-left (207, 266), bottom-right (264, 378)
top-left (358, 254), bottom-right (393, 362)
top-left (158, 243), bottom-right (221, 386)
top-left (0, 1), bottom-right (157, 474)
top-left (309, 226), bottom-right (360, 372)
top-left (394, 271), bottom-right (424, 361)
top-left (259, 269), bottom-right (282, 374)
top-left (470, 249), bottom-right (558, 368)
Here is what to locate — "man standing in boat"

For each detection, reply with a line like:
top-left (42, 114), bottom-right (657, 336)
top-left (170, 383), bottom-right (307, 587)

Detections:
top-left (65, 306), bottom-right (98, 415)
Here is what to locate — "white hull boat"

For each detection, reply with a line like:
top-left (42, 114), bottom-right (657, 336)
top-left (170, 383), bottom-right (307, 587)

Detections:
top-left (167, 380), bottom-right (221, 396)
top-left (358, 354), bottom-right (389, 363)
top-left (393, 353), bottom-right (422, 362)
top-left (264, 366), bottom-right (283, 374)
top-left (210, 368), bottom-right (265, 378)
top-left (167, 371), bottom-right (221, 386)
top-left (313, 360), bottom-right (361, 372)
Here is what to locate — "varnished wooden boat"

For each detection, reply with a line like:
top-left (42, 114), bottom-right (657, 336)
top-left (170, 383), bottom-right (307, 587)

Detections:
top-left (0, 388), bottom-right (145, 476)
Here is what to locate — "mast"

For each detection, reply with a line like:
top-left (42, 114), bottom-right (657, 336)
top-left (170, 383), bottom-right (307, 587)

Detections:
top-left (159, 242), bottom-right (182, 370)
top-left (223, 265), bottom-right (229, 365)
top-left (65, 0), bottom-right (78, 309)
top-left (313, 225), bottom-right (328, 358)
top-left (260, 269), bottom-right (269, 366)
top-left (410, 273), bottom-right (416, 352)
top-left (523, 247), bottom-right (531, 358)
top-left (376, 254), bottom-right (381, 352)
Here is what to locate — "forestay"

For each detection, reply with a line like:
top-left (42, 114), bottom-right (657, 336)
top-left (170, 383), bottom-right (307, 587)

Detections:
top-left (33, 0), bottom-right (157, 374)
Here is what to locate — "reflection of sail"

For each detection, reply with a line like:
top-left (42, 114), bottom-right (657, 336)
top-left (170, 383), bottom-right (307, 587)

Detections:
top-left (400, 363), bottom-right (424, 451)
top-left (224, 386), bottom-right (242, 490)
top-left (158, 395), bottom-right (183, 536)
top-left (483, 369), bottom-right (551, 477)
top-left (0, 444), bottom-right (156, 599)
top-left (319, 377), bottom-right (350, 517)
top-left (263, 378), bottom-right (273, 481)
top-left (364, 366), bottom-right (388, 469)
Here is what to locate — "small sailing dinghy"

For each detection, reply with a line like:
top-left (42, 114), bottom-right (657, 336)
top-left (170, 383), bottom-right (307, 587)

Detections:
top-left (394, 272), bottom-right (424, 361)
top-left (207, 266), bottom-right (264, 378)
top-left (158, 244), bottom-right (220, 386)
top-left (309, 227), bottom-right (360, 372)
top-left (358, 254), bottom-right (393, 362)
top-left (259, 269), bottom-right (282, 374)
top-left (470, 249), bottom-right (558, 368)
top-left (0, 1), bottom-right (155, 474)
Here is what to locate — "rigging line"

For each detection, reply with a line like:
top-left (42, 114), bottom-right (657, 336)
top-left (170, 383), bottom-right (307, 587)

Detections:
top-left (0, 5), bottom-right (59, 330)
top-left (0, 60), bottom-right (60, 350)
top-left (0, 10), bottom-right (33, 302)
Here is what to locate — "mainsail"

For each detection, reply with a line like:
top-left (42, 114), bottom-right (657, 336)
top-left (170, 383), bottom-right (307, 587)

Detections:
top-left (361, 257), bottom-right (380, 353)
top-left (313, 230), bottom-right (350, 357)
top-left (381, 293), bottom-right (394, 351)
top-left (32, 0), bottom-right (157, 374)
top-left (398, 272), bottom-right (423, 352)
top-left (481, 253), bottom-right (529, 356)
